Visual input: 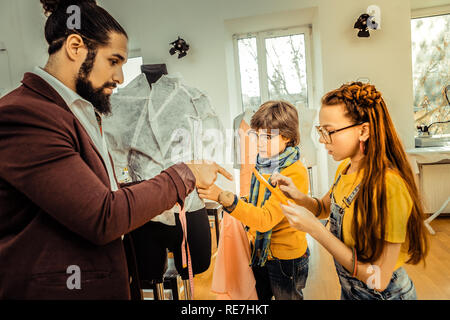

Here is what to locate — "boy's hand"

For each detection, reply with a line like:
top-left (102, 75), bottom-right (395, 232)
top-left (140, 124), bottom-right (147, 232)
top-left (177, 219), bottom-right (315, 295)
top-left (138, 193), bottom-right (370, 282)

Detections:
top-left (197, 184), bottom-right (224, 202)
top-left (271, 172), bottom-right (307, 206)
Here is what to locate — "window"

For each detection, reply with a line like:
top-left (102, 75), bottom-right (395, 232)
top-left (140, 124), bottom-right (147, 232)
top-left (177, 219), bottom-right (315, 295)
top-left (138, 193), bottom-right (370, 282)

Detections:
top-left (234, 27), bottom-right (313, 113)
top-left (411, 14), bottom-right (449, 134)
top-left (115, 56), bottom-right (143, 92)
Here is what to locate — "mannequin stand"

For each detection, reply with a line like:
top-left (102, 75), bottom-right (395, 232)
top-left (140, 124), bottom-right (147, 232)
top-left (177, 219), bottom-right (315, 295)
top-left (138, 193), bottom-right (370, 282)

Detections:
top-left (154, 282), bottom-right (165, 300)
top-left (183, 279), bottom-right (193, 300)
top-left (148, 252), bottom-right (194, 300)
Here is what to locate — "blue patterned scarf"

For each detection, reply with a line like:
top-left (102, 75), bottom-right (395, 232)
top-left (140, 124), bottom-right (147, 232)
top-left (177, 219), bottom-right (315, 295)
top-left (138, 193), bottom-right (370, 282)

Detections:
top-left (249, 146), bottom-right (300, 267)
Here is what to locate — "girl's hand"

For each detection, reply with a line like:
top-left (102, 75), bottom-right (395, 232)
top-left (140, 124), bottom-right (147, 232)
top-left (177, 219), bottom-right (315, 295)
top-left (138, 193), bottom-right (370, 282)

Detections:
top-left (197, 184), bottom-right (224, 202)
top-left (280, 201), bottom-right (323, 236)
top-left (271, 173), bottom-right (307, 205)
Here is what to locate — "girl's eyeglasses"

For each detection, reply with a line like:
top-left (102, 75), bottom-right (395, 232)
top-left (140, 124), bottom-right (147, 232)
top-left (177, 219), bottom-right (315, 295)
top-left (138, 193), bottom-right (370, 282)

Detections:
top-left (248, 130), bottom-right (279, 142)
top-left (315, 122), bottom-right (364, 144)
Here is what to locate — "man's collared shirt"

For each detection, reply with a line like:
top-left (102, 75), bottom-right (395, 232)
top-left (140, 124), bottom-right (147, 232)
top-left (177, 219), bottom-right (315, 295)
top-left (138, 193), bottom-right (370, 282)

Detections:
top-left (32, 66), bottom-right (119, 191)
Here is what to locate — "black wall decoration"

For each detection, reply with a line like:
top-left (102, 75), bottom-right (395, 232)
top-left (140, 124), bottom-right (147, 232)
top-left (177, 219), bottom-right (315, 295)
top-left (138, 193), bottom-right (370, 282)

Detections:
top-left (169, 37), bottom-right (190, 59)
top-left (354, 13), bottom-right (379, 38)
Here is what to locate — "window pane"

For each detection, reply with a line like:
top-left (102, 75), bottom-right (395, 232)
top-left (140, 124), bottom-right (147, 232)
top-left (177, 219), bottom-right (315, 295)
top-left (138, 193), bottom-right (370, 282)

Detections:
top-left (116, 56), bottom-right (143, 91)
top-left (265, 34), bottom-right (309, 107)
top-left (237, 37), bottom-right (261, 111)
top-left (411, 14), bottom-right (450, 134)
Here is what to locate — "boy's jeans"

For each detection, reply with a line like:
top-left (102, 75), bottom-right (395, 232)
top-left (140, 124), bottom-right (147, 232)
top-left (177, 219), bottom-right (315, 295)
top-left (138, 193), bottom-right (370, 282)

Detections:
top-left (252, 248), bottom-right (310, 300)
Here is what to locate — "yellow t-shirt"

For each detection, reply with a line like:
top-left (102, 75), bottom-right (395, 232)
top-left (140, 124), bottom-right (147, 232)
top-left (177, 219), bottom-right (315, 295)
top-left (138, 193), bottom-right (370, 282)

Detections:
top-left (330, 158), bottom-right (413, 270)
top-left (231, 160), bottom-right (309, 260)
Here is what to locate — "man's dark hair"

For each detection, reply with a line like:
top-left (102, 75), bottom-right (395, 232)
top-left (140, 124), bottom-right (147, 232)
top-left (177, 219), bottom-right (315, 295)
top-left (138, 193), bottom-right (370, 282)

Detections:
top-left (40, 0), bottom-right (128, 54)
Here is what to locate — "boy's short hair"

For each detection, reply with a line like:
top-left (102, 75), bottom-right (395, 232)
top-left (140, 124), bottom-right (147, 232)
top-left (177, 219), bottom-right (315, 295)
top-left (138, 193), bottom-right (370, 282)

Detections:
top-left (250, 100), bottom-right (300, 148)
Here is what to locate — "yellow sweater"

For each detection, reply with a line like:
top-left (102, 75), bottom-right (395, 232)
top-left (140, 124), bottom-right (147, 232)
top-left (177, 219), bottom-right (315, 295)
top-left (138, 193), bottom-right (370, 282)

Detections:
top-left (230, 160), bottom-right (309, 260)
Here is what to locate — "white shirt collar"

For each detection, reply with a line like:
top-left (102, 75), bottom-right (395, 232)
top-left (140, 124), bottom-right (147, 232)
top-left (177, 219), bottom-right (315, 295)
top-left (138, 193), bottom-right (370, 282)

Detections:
top-left (32, 66), bottom-right (100, 131)
top-left (32, 66), bottom-right (88, 108)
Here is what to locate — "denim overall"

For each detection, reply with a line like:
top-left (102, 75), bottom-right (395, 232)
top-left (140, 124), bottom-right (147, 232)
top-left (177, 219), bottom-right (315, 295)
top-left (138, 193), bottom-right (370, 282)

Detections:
top-left (329, 170), bottom-right (417, 300)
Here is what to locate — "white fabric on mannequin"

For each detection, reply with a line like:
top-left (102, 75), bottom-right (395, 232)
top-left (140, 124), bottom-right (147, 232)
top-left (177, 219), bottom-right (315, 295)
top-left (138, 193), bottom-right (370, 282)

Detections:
top-left (243, 107), bottom-right (256, 124)
top-left (297, 104), bottom-right (317, 168)
top-left (103, 73), bottom-right (226, 225)
top-left (233, 107), bottom-right (257, 170)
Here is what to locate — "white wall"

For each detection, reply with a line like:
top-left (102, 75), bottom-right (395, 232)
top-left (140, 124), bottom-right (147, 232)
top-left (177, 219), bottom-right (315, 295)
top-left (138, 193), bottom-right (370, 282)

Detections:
top-left (316, 0), bottom-right (417, 186)
top-left (0, 0), bottom-right (47, 92)
top-left (102, 0), bottom-right (421, 193)
top-left (1, 0), bottom-right (448, 194)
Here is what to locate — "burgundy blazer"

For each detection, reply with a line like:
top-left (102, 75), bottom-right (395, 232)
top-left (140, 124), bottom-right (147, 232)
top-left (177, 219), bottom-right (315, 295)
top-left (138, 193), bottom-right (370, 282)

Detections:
top-left (0, 73), bottom-right (196, 299)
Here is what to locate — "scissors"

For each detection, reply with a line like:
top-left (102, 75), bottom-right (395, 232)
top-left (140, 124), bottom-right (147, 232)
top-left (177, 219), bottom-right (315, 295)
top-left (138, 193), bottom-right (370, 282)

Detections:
top-left (252, 167), bottom-right (289, 205)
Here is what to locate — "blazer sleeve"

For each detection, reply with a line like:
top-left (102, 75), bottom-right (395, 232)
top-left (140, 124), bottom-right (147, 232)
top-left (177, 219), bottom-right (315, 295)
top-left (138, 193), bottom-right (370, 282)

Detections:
top-left (0, 104), bottom-right (196, 245)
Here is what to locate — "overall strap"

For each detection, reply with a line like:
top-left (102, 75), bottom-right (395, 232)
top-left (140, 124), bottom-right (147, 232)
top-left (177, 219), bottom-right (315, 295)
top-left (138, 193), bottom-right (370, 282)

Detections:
top-left (329, 172), bottom-right (343, 199)
top-left (342, 184), bottom-right (361, 208)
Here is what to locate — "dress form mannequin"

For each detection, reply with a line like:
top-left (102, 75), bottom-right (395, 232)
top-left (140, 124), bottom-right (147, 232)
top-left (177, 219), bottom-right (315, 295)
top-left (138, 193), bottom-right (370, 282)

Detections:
top-left (141, 64), bottom-right (167, 88)
top-left (234, 107), bottom-right (258, 197)
top-left (243, 107), bottom-right (255, 124)
top-left (120, 64), bottom-right (211, 300)
top-left (297, 104), bottom-right (317, 196)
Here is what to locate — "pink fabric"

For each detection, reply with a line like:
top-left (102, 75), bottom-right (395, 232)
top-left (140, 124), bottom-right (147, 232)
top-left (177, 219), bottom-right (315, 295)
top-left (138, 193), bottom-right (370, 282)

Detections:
top-left (211, 213), bottom-right (258, 300)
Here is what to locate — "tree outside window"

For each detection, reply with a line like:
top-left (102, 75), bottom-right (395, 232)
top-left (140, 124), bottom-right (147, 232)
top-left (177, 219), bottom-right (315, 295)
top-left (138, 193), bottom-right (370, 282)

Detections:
top-left (411, 14), bottom-right (449, 135)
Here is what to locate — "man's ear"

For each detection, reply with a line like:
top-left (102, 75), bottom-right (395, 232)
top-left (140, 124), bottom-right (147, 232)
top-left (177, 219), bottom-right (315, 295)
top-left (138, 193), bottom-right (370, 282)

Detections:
top-left (360, 122), bottom-right (370, 142)
top-left (64, 34), bottom-right (88, 62)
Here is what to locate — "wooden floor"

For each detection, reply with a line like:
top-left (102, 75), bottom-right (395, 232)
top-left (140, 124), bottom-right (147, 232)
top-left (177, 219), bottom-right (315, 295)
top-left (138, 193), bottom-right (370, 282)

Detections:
top-left (193, 216), bottom-right (450, 300)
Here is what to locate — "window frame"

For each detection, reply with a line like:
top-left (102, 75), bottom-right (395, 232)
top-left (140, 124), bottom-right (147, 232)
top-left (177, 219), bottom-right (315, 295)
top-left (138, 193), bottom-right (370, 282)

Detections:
top-left (115, 55), bottom-right (144, 91)
top-left (410, 11), bottom-right (450, 133)
top-left (232, 26), bottom-right (314, 113)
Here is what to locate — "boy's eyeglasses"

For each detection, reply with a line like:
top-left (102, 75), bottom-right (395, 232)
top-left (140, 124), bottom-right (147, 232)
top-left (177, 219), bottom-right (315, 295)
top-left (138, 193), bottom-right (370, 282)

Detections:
top-left (248, 130), bottom-right (279, 142)
top-left (315, 122), bottom-right (365, 144)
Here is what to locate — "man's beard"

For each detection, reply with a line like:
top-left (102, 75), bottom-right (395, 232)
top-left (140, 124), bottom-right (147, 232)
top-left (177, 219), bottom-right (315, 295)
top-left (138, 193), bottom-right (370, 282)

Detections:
top-left (75, 49), bottom-right (116, 116)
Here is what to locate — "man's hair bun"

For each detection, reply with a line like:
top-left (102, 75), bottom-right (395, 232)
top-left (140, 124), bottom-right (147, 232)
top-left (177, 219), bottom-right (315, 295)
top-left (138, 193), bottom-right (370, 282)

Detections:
top-left (40, 0), bottom-right (97, 16)
top-left (40, 0), bottom-right (126, 55)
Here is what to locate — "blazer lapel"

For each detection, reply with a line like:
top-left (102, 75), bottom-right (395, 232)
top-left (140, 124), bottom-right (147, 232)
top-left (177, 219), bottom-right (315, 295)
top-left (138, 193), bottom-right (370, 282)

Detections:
top-left (21, 72), bottom-right (71, 113)
top-left (21, 72), bottom-right (111, 184)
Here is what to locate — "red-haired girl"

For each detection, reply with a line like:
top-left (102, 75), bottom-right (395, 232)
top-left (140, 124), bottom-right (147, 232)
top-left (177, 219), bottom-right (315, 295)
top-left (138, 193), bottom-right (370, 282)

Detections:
top-left (273, 82), bottom-right (429, 300)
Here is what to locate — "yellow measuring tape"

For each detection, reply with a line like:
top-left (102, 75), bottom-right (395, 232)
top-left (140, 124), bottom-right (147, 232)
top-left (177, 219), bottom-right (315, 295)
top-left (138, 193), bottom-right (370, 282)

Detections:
top-left (251, 168), bottom-right (289, 205)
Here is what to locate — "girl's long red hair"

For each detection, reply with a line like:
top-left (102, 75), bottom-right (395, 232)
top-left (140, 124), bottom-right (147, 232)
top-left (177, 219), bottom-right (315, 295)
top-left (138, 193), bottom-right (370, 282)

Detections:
top-left (322, 82), bottom-right (429, 265)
